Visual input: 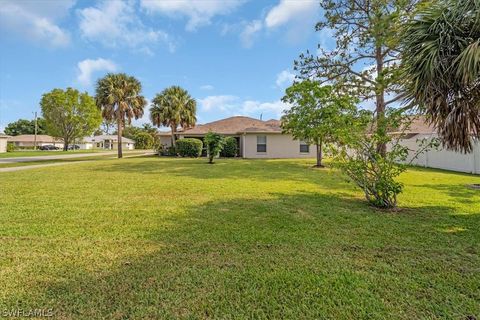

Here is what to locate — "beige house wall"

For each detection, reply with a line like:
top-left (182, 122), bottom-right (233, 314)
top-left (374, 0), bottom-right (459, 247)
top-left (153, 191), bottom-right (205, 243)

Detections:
top-left (399, 134), bottom-right (480, 174)
top-left (0, 138), bottom-right (8, 153)
top-left (242, 133), bottom-right (316, 159)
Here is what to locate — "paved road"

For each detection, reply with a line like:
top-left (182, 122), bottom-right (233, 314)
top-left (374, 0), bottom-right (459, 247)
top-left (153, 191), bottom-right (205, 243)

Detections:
top-left (0, 152), bottom-right (116, 163)
top-left (0, 152), bottom-right (156, 172)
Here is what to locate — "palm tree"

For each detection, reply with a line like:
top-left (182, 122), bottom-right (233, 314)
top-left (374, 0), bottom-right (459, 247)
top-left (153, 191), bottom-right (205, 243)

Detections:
top-left (150, 86), bottom-right (197, 146)
top-left (95, 73), bottom-right (147, 158)
top-left (401, 0), bottom-right (480, 153)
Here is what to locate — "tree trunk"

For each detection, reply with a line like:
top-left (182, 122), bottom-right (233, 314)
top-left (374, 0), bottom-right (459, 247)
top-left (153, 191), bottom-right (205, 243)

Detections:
top-left (375, 45), bottom-right (387, 157)
top-left (171, 124), bottom-right (177, 147)
top-left (316, 140), bottom-right (324, 167)
top-left (117, 112), bottom-right (123, 158)
top-left (63, 136), bottom-right (69, 151)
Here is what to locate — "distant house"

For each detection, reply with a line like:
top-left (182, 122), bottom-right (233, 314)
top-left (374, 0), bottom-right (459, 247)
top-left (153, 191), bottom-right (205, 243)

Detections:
top-left (160, 116), bottom-right (317, 159)
top-left (7, 135), bottom-right (64, 149)
top-left (399, 116), bottom-right (480, 174)
top-left (79, 135), bottom-right (135, 150)
top-left (0, 133), bottom-right (10, 153)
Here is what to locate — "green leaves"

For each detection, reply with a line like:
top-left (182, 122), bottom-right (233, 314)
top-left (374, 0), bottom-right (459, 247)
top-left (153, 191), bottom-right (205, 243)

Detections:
top-left (40, 88), bottom-right (101, 150)
top-left (204, 132), bottom-right (225, 164)
top-left (401, 0), bottom-right (480, 153)
top-left (281, 80), bottom-right (358, 146)
top-left (150, 86), bottom-right (197, 133)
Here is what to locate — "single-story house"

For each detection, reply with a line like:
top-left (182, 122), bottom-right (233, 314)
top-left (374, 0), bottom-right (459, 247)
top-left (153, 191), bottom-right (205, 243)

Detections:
top-left (79, 135), bottom-right (135, 150)
top-left (7, 134), bottom-right (64, 148)
top-left (0, 133), bottom-right (10, 153)
top-left (161, 116), bottom-right (317, 159)
top-left (399, 116), bottom-right (480, 174)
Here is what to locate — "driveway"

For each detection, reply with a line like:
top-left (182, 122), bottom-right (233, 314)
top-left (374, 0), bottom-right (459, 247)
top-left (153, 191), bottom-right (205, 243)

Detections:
top-left (0, 152), bottom-right (116, 163)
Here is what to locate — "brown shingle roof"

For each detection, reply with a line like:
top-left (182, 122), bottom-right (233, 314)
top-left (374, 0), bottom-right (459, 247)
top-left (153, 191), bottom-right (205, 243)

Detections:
top-left (181, 116), bottom-right (282, 135)
top-left (7, 135), bottom-right (63, 143)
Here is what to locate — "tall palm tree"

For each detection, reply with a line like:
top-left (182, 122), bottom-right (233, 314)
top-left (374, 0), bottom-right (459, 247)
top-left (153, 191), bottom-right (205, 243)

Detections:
top-left (150, 86), bottom-right (197, 146)
top-left (401, 0), bottom-right (480, 153)
top-left (95, 73), bottom-right (147, 158)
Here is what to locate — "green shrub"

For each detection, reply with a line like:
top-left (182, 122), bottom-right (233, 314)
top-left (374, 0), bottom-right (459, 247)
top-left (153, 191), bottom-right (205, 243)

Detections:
top-left (6, 142), bottom-right (15, 152)
top-left (204, 132), bottom-right (225, 164)
top-left (133, 132), bottom-right (154, 149)
top-left (176, 138), bottom-right (203, 157)
top-left (220, 137), bottom-right (237, 157)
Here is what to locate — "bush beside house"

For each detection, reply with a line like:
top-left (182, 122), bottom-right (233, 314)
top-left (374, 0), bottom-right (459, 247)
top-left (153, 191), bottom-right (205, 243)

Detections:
top-left (176, 138), bottom-right (203, 157)
top-left (220, 137), bottom-right (237, 157)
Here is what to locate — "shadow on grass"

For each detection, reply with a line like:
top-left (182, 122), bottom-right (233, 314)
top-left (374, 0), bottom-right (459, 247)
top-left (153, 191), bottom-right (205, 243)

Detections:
top-left (413, 183), bottom-right (480, 204)
top-left (8, 192), bottom-right (480, 319)
top-left (91, 157), bottom-right (349, 188)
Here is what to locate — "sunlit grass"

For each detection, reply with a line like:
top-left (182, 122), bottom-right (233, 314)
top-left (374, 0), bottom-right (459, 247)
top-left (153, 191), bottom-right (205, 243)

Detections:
top-left (0, 157), bottom-right (478, 319)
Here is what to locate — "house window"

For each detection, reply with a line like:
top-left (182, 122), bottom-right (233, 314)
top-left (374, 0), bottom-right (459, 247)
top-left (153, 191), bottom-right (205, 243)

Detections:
top-left (300, 140), bottom-right (309, 153)
top-left (257, 135), bottom-right (267, 153)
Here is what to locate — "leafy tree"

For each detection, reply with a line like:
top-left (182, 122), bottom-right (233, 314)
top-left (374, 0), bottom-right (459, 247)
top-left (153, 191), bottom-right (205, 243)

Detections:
top-left (150, 86), bottom-right (196, 147)
top-left (100, 119), bottom-right (116, 135)
top-left (281, 81), bottom-right (357, 167)
top-left (95, 73), bottom-right (147, 158)
top-left (401, 0), bottom-right (480, 153)
top-left (220, 137), bottom-right (238, 157)
top-left (204, 132), bottom-right (225, 164)
top-left (133, 131), bottom-right (154, 149)
top-left (40, 88), bottom-right (102, 151)
top-left (332, 109), bottom-right (437, 208)
top-left (295, 0), bottom-right (418, 155)
top-left (4, 118), bottom-right (47, 136)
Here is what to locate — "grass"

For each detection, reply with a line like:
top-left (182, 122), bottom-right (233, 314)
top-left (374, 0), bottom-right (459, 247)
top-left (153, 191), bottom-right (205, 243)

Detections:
top-left (0, 157), bottom-right (479, 319)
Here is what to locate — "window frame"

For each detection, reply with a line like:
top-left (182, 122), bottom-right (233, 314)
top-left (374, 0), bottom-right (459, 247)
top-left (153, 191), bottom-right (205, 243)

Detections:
top-left (299, 140), bottom-right (309, 153)
top-left (256, 135), bottom-right (267, 153)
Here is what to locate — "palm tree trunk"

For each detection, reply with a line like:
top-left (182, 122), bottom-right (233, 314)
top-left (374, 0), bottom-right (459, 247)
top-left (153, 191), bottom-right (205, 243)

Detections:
top-left (171, 124), bottom-right (177, 147)
top-left (117, 112), bottom-right (123, 158)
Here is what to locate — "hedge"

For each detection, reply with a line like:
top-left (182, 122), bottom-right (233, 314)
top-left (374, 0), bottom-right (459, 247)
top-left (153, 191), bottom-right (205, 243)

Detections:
top-left (220, 136), bottom-right (237, 157)
top-left (176, 138), bottom-right (203, 157)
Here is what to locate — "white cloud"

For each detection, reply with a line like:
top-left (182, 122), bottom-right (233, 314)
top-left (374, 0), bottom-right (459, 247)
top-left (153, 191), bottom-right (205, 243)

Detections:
top-left (265, 0), bottom-right (318, 29)
top-left (78, 1), bottom-right (175, 53)
top-left (240, 20), bottom-right (263, 48)
top-left (0, 0), bottom-right (73, 47)
top-left (200, 85), bottom-right (215, 91)
top-left (199, 95), bottom-right (290, 117)
top-left (199, 95), bottom-right (239, 112)
top-left (77, 58), bottom-right (118, 87)
top-left (140, 0), bottom-right (245, 31)
top-left (275, 69), bottom-right (295, 88)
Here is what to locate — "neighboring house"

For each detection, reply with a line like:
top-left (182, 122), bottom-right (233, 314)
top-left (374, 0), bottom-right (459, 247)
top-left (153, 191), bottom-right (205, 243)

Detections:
top-left (7, 135), bottom-right (64, 148)
top-left (164, 116), bottom-right (317, 159)
top-left (79, 135), bottom-right (135, 150)
top-left (0, 133), bottom-right (10, 153)
top-left (399, 116), bottom-right (480, 174)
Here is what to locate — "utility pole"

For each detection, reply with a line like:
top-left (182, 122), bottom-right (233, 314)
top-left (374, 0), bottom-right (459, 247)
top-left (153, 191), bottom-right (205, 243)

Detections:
top-left (33, 111), bottom-right (38, 150)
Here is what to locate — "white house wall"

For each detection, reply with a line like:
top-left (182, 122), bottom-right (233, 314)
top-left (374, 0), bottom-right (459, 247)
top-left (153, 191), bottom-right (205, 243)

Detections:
top-left (0, 138), bottom-right (7, 153)
top-left (400, 134), bottom-right (480, 174)
top-left (242, 133), bottom-right (316, 159)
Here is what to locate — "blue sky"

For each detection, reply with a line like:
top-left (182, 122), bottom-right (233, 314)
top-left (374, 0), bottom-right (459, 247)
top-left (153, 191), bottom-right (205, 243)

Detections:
top-left (0, 0), bottom-right (331, 130)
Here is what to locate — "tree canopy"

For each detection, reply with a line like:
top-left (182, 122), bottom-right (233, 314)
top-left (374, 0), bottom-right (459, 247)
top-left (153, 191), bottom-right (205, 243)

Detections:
top-left (295, 0), bottom-right (419, 155)
top-left (282, 81), bottom-right (357, 167)
top-left (95, 73), bottom-right (147, 158)
top-left (150, 86), bottom-right (196, 146)
top-left (40, 88), bottom-right (101, 150)
top-left (4, 118), bottom-right (47, 136)
top-left (401, 0), bottom-right (480, 153)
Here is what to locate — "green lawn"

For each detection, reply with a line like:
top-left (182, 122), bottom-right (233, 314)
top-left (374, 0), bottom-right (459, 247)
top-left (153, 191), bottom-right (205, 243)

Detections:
top-left (0, 158), bottom-right (479, 319)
